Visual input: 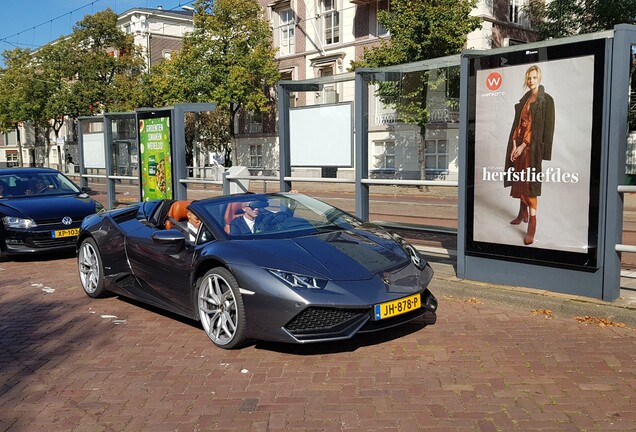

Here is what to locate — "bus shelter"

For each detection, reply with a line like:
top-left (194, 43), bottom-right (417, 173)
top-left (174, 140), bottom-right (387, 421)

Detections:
top-left (276, 25), bottom-right (636, 301)
top-left (77, 103), bottom-right (216, 209)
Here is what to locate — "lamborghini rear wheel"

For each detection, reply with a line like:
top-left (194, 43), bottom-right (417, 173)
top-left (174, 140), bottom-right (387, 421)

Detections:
top-left (197, 267), bottom-right (247, 349)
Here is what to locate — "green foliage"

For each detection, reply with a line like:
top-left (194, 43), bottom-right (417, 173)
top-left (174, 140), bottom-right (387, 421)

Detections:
top-left (184, 110), bottom-right (233, 165)
top-left (349, 0), bottom-right (479, 180)
top-left (137, 51), bottom-right (194, 107)
top-left (0, 9), bottom-right (144, 165)
top-left (350, 0), bottom-right (479, 127)
top-left (351, 0), bottom-right (480, 69)
top-left (0, 48), bottom-right (38, 164)
top-left (0, 8), bottom-right (143, 126)
top-left (0, 48), bottom-right (36, 132)
top-left (526, 0), bottom-right (636, 39)
top-left (142, 0), bottom-right (280, 160)
top-left (186, 0), bottom-right (280, 114)
top-left (65, 9), bottom-right (144, 115)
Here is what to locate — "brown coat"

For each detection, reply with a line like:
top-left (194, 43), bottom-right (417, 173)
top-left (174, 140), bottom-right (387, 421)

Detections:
top-left (504, 85), bottom-right (555, 196)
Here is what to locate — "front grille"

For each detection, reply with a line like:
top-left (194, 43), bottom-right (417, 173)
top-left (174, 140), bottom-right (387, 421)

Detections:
top-left (285, 307), bottom-right (367, 331)
top-left (284, 307), bottom-right (370, 342)
top-left (32, 237), bottom-right (77, 248)
top-left (34, 217), bottom-right (82, 226)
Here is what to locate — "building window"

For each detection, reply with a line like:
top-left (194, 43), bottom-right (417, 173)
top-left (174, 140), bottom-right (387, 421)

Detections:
top-left (374, 141), bottom-right (395, 170)
top-left (317, 64), bottom-right (339, 103)
top-left (505, 38), bottom-right (525, 46)
top-left (322, 0), bottom-right (340, 45)
top-left (162, 50), bottom-right (173, 60)
top-left (249, 144), bottom-right (263, 168)
top-left (509, 0), bottom-right (526, 24)
top-left (315, 62), bottom-right (339, 104)
top-left (277, 8), bottom-right (295, 56)
top-left (6, 150), bottom-right (19, 168)
top-left (424, 139), bottom-right (448, 174)
top-left (375, 0), bottom-right (389, 37)
top-left (250, 111), bottom-right (264, 133)
top-left (280, 70), bottom-right (296, 107)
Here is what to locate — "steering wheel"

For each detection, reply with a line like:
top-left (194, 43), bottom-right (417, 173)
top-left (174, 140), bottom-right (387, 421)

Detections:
top-left (267, 212), bottom-right (291, 231)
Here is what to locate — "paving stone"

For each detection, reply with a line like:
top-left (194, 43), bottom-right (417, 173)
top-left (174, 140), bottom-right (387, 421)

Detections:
top-left (1, 254), bottom-right (636, 431)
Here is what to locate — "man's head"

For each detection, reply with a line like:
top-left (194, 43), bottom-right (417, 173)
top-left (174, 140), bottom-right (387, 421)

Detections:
top-left (187, 209), bottom-right (200, 227)
top-left (242, 200), bottom-right (267, 221)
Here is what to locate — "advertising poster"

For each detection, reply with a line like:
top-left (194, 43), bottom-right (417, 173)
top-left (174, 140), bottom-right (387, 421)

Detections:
top-left (473, 56), bottom-right (594, 253)
top-left (139, 116), bottom-right (173, 201)
top-left (466, 40), bottom-right (605, 268)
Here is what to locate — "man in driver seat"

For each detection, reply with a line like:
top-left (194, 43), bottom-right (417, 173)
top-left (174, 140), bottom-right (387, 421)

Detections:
top-left (230, 201), bottom-right (268, 235)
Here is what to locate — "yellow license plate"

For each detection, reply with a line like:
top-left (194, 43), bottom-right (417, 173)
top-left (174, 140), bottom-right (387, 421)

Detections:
top-left (52, 228), bottom-right (80, 238)
top-left (373, 293), bottom-right (421, 320)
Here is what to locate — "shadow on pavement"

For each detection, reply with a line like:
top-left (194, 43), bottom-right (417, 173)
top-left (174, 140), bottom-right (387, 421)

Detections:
top-left (116, 296), bottom-right (433, 355)
top-left (254, 319), bottom-right (432, 355)
top-left (1, 250), bottom-right (76, 263)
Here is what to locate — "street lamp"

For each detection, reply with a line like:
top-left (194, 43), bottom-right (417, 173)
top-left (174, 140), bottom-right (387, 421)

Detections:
top-left (182, 5), bottom-right (195, 11)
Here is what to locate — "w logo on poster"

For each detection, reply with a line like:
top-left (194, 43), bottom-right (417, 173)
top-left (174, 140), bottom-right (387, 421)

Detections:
top-left (486, 72), bottom-right (502, 91)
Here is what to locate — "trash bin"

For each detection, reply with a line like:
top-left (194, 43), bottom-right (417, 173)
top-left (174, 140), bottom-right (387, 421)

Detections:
top-left (226, 166), bottom-right (250, 194)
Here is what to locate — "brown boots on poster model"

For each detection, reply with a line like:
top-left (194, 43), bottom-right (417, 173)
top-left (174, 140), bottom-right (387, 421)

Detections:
top-left (510, 202), bottom-right (536, 245)
top-left (524, 216), bottom-right (536, 245)
top-left (510, 202), bottom-right (528, 225)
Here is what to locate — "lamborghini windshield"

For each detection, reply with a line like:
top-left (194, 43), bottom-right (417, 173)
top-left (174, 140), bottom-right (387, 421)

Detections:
top-left (199, 193), bottom-right (362, 238)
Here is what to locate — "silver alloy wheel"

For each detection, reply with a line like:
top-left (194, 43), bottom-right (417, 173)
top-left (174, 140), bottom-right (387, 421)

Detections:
top-left (198, 272), bottom-right (238, 346)
top-left (79, 241), bottom-right (100, 294)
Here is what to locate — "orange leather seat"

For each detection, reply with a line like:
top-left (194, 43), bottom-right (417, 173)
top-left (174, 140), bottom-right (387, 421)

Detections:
top-left (224, 202), bottom-right (244, 234)
top-left (165, 200), bottom-right (191, 230)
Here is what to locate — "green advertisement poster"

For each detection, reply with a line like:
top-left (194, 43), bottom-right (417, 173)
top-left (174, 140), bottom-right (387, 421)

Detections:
top-left (139, 116), bottom-right (172, 201)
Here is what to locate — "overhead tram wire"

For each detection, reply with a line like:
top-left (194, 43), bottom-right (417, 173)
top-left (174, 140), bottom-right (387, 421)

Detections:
top-left (0, 0), bottom-right (197, 52)
top-left (0, 0), bottom-right (103, 50)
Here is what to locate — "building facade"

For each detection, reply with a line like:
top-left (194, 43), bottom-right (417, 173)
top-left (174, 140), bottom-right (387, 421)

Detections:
top-left (0, 1), bottom-right (539, 177)
top-left (233, 0), bottom-right (540, 180)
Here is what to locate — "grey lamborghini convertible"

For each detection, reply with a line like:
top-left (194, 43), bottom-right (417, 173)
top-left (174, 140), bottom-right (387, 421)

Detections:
top-left (77, 192), bottom-right (437, 349)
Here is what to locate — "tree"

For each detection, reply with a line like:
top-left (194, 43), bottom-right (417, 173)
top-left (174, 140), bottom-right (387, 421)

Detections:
top-left (184, 110), bottom-right (232, 167)
top-left (65, 8), bottom-right (144, 116)
top-left (0, 48), bottom-right (40, 166)
top-left (29, 40), bottom-right (74, 167)
top-left (155, 0), bottom-right (280, 165)
top-left (0, 9), bottom-right (144, 168)
top-left (526, 0), bottom-right (636, 40)
top-left (350, 0), bottom-right (480, 181)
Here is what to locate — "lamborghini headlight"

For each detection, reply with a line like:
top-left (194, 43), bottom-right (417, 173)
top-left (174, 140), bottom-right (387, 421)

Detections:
top-left (404, 243), bottom-right (425, 270)
top-left (268, 269), bottom-right (328, 289)
top-left (3, 216), bottom-right (37, 229)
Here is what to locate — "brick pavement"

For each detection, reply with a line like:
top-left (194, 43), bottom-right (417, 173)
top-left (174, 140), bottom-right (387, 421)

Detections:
top-left (1, 254), bottom-right (636, 432)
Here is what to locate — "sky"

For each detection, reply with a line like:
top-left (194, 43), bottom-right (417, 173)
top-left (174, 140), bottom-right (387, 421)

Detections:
top-left (0, 0), bottom-right (195, 64)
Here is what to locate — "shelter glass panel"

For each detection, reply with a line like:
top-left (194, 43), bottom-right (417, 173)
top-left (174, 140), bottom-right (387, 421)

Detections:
top-left (109, 115), bottom-right (140, 207)
top-left (367, 65), bottom-right (460, 182)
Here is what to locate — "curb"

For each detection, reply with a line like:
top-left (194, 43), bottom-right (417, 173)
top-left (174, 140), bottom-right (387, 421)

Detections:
top-left (416, 245), bottom-right (636, 329)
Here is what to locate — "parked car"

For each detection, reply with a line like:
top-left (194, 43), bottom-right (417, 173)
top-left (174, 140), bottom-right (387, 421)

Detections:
top-left (0, 167), bottom-right (104, 258)
top-left (77, 193), bottom-right (438, 349)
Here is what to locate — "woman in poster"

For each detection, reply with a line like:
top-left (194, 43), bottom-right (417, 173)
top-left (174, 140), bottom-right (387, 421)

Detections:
top-left (504, 65), bottom-right (555, 245)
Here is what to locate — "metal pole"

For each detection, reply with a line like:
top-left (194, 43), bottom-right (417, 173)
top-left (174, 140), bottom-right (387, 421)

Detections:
top-left (278, 83), bottom-right (292, 192)
top-left (354, 72), bottom-right (369, 221)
